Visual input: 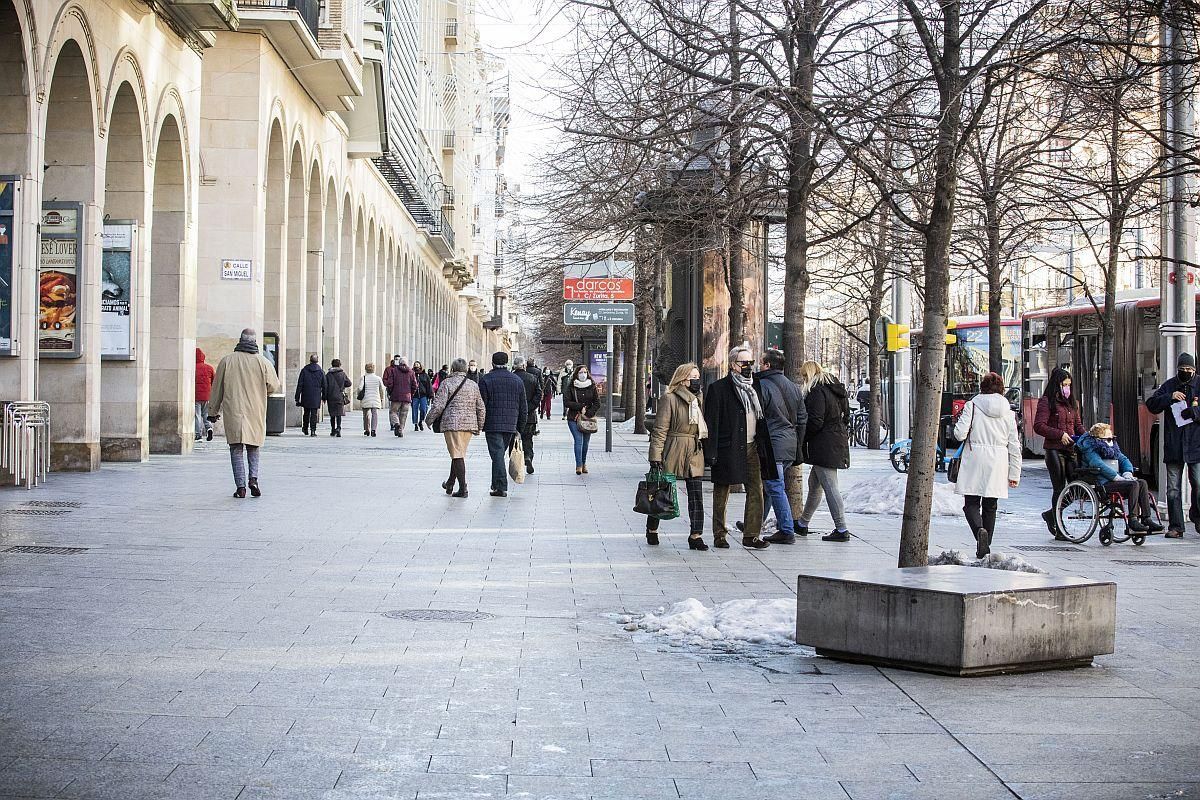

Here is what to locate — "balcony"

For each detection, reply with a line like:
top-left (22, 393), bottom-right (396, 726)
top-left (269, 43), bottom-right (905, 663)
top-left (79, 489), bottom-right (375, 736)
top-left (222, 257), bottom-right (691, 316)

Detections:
top-left (442, 188), bottom-right (455, 210)
top-left (236, 0), bottom-right (362, 113)
top-left (425, 210), bottom-right (456, 260)
top-left (442, 131), bottom-right (456, 153)
top-left (164, 0), bottom-right (238, 33)
top-left (444, 18), bottom-right (459, 44)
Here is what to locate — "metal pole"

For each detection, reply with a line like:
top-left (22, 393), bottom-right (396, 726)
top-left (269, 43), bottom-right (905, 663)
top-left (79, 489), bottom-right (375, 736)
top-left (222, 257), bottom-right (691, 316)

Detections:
top-left (605, 324), bottom-right (614, 453)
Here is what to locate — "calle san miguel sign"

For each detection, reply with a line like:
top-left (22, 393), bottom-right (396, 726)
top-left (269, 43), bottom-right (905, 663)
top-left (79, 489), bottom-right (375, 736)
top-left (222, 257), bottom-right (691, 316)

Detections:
top-left (562, 275), bottom-right (634, 301)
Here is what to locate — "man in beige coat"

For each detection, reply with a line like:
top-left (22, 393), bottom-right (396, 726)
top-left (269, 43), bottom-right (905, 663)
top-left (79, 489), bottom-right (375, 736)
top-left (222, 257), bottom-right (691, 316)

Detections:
top-left (208, 328), bottom-right (281, 498)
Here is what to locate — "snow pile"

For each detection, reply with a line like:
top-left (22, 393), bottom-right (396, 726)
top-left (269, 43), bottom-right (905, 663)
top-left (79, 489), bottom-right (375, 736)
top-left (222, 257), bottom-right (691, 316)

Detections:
top-left (842, 475), bottom-right (963, 517)
top-left (929, 549), bottom-right (1047, 574)
top-left (622, 598), bottom-right (797, 648)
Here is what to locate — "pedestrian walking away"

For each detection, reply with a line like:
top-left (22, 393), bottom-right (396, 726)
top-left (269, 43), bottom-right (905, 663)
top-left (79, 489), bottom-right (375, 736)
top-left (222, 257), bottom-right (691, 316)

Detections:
top-left (383, 355), bottom-right (418, 436)
top-left (514, 356), bottom-right (542, 474)
top-left (560, 359), bottom-right (575, 419)
top-left (564, 364), bottom-right (600, 475)
top-left (412, 361), bottom-right (434, 430)
top-left (703, 345), bottom-right (775, 549)
top-left (648, 362), bottom-right (710, 550)
top-left (195, 347), bottom-right (215, 442)
top-left (427, 358), bottom-right (486, 498)
top-left (323, 358), bottom-right (351, 436)
top-left (478, 351), bottom-right (527, 497)
top-left (207, 328), bottom-right (281, 498)
top-left (795, 360), bottom-right (853, 542)
top-left (953, 371), bottom-right (1022, 558)
top-left (1034, 366), bottom-right (1087, 539)
top-left (1145, 352), bottom-right (1200, 538)
top-left (756, 348), bottom-right (807, 543)
top-left (358, 363), bottom-right (386, 436)
top-left (1075, 422), bottom-right (1164, 534)
top-left (294, 354), bottom-right (325, 436)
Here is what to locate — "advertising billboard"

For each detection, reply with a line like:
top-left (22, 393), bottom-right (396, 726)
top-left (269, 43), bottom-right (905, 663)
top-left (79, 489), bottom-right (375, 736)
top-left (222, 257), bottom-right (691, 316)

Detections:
top-left (39, 202), bottom-right (82, 357)
top-left (101, 222), bottom-right (135, 359)
top-left (0, 178), bottom-right (16, 355)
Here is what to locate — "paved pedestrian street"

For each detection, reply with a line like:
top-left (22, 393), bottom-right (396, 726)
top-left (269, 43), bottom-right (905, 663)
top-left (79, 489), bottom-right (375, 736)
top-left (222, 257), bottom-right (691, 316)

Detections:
top-left (1, 416), bottom-right (1198, 800)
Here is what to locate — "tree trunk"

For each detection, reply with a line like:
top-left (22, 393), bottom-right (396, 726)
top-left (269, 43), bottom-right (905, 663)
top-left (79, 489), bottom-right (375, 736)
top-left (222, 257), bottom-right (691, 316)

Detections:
top-left (620, 327), bottom-right (635, 419)
top-left (634, 289), bottom-right (651, 435)
top-left (728, 224), bottom-right (746, 346)
top-left (985, 199), bottom-right (1004, 375)
top-left (1098, 216), bottom-right (1123, 424)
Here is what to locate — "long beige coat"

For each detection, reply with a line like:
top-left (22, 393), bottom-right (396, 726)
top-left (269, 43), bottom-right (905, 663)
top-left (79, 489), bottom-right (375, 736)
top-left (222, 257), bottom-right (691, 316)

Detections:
top-left (648, 387), bottom-right (706, 479)
top-left (209, 350), bottom-right (281, 446)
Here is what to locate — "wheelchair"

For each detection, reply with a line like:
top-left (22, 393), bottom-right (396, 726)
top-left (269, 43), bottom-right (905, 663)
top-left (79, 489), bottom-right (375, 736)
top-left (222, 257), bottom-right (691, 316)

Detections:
top-left (1053, 467), bottom-right (1161, 546)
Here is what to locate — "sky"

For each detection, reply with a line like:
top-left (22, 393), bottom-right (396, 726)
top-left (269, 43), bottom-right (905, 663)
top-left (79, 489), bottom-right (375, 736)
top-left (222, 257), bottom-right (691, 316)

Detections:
top-left (474, 0), bottom-right (574, 191)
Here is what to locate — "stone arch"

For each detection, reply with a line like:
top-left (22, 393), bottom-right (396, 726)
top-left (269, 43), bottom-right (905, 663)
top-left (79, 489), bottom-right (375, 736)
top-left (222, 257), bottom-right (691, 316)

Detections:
top-left (40, 5), bottom-right (100, 123)
top-left (304, 159), bottom-right (322, 364)
top-left (262, 118), bottom-right (286, 380)
top-left (338, 193), bottom-right (355, 377)
top-left (103, 49), bottom-right (148, 148)
top-left (283, 140), bottom-right (306, 414)
top-left (320, 176), bottom-right (338, 364)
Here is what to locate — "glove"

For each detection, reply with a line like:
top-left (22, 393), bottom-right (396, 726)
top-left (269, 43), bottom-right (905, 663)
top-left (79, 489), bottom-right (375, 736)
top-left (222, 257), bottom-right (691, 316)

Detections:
top-left (1121, 472), bottom-right (1134, 480)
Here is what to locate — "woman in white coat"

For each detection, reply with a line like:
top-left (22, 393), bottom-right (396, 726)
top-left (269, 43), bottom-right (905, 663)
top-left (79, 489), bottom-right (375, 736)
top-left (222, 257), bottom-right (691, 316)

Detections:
top-left (953, 371), bottom-right (1022, 558)
top-left (357, 363), bottom-right (387, 436)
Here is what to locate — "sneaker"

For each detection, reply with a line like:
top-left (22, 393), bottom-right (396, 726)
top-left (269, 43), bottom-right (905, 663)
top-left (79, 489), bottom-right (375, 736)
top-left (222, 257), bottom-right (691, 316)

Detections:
top-left (822, 529), bottom-right (851, 542)
top-left (794, 522), bottom-right (810, 537)
top-left (206, 429), bottom-right (213, 441)
top-left (764, 531), bottom-right (795, 545)
top-left (490, 490), bottom-right (508, 498)
top-left (526, 464), bottom-right (534, 475)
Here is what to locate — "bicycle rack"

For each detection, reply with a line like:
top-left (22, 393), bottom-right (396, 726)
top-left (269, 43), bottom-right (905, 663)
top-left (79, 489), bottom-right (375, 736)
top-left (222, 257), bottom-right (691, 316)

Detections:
top-left (1, 401), bottom-right (51, 489)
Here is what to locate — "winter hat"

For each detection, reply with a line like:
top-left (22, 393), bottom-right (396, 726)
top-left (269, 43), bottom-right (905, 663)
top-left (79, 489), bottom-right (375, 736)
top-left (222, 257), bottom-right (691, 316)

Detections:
top-left (492, 351), bottom-right (509, 367)
top-left (1178, 352), bottom-right (1195, 369)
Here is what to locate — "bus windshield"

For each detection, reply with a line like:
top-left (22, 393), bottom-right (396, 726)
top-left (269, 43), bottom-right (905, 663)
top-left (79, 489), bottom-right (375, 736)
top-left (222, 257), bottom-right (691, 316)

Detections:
top-left (947, 325), bottom-right (1021, 393)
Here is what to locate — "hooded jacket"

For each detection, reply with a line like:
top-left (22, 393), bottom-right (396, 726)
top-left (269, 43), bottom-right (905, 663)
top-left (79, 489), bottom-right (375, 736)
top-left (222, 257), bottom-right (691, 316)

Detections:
top-left (803, 378), bottom-right (851, 469)
top-left (1075, 433), bottom-right (1134, 483)
top-left (294, 362), bottom-right (326, 409)
top-left (323, 367), bottom-right (351, 408)
top-left (383, 361), bottom-right (418, 403)
top-left (952, 392), bottom-right (1022, 498)
top-left (195, 348), bottom-right (215, 403)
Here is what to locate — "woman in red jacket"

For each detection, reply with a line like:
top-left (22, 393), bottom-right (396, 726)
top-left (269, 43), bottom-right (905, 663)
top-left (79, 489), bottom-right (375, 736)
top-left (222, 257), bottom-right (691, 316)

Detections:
top-left (195, 347), bottom-right (215, 441)
top-left (1033, 366), bottom-right (1086, 537)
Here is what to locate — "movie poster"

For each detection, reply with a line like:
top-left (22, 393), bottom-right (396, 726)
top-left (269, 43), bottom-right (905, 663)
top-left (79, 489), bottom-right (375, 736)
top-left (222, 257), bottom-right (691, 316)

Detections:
top-left (587, 347), bottom-right (608, 396)
top-left (0, 179), bottom-right (15, 355)
top-left (101, 223), bottom-right (134, 359)
top-left (38, 204), bottom-right (81, 356)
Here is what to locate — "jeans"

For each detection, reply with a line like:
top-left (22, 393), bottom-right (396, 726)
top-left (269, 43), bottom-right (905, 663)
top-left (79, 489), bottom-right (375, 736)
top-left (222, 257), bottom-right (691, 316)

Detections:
top-left (411, 396), bottom-right (429, 427)
top-left (302, 407), bottom-right (319, 432)
top-left (963, 495), bottom-right (998, 536)
top-left (763, 462), bottom-right (796, 534)
top-left (486, 431), bottom-right (514, 492)
top-left (799, 465), bottom-right (847, 530)
top-left (362, 408), bottom-right (378, 432)
top-left (1164, 462), bottom-right (1200, 532)
top-left (390, 401), bottom-right (411, 432)
top-left (567, 419), bottom-right (590, 467)
top-left (647, 476), bottom-right (705, 536)
top-left (713, 446), bottom-right (764, 538)
top-left (194, 401), bottom-right (210, 439)
top-left (229, 443), bottom-right (260, 488)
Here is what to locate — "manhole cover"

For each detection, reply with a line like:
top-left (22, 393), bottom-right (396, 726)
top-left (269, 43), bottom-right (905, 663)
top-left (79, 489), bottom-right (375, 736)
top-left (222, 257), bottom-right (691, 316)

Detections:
top-left (381, 609), bottom-right (496, 622)
top-left (1113, 560), bottom-right (1195, 568)
top-left (3, 509), bottom-right (72, 516)
top-left (4, 546), bottom-right (88, 555)
top-left (1014, 545), bottom-right (1082, 552)
top-left (21, 501), bottom-right (83, 508)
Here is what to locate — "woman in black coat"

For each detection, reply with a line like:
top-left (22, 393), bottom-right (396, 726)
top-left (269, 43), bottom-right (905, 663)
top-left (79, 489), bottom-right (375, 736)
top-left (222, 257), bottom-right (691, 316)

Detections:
top-left (294, 355), bottom-right (326, 437)
top-left (322, 358), bottom-right (351, 437)
top-left (563, 365), bottom-right (600, 474)
top-left (796, 361), bottom-right (852, 542)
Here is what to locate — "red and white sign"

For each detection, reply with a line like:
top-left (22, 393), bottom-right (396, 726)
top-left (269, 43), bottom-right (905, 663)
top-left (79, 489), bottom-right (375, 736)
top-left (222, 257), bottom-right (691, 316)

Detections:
top-left (563, 276), bottom-right (634, 301)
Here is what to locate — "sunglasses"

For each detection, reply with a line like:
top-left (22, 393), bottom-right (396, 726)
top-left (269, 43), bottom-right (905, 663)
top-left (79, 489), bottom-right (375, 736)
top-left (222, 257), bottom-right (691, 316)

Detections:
top-left (736, 360), bottom-right (756, 366)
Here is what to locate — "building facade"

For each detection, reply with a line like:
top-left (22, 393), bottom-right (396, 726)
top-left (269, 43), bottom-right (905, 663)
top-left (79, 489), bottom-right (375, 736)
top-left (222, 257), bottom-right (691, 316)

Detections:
top-left (0, 0), bottom-right (516, 471)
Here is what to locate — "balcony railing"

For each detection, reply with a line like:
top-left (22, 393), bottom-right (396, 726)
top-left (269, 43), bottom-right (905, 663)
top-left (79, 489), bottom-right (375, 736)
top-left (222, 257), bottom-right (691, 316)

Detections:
top-left (442, 131), bottom-right (456, 152)
top-left (238, 0), bottom-right (318, 38)
top-left (445, 19), bottom-right (459, 42)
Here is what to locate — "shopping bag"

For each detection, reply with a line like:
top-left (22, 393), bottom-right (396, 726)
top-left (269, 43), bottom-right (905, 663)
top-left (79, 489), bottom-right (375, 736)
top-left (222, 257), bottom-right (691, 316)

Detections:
top-left (634, 469), bottom-right (679, 520)
top-left (508, 437), bottom-right (527, 484)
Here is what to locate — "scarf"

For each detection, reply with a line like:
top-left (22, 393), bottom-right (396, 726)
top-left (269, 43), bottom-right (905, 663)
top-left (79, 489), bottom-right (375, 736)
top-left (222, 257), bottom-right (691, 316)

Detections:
top-left (234, 334), bottom-right (258, 355)
top-left (574, 378), bottom-right (593, 390)
top-left (1090, 435), bottom-right (1120, 461)
top-left (730, 371), bottom-right (763, 419)
top-left (676, 386), bottom-right (708, 440)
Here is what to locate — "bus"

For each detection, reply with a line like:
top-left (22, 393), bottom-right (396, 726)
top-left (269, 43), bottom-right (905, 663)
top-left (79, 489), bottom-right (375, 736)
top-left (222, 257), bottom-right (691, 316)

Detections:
top-left (1020, 289), bottom-right (1182, 482)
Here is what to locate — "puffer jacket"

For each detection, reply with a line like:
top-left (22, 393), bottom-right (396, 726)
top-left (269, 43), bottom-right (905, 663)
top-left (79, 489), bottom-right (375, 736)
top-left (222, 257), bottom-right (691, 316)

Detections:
top-left (803, 378), bottom-right (851, 469)
top-left (952, 392), bottom-right (1022, 498)
top-left (358, 373), bottom-right (386, 409)
top-left (429, 373), bottom-right (486, 433)
top-left (478, 367), bottom-right (529, 433)
top-left (383, 363), bottom-right (418, 403)
top-left (195, 348), bottom-right (215, 403)
top-left (1075, 433), bottom-right (1134, 482)
top-left (294, 362), bottom-right (325, 409)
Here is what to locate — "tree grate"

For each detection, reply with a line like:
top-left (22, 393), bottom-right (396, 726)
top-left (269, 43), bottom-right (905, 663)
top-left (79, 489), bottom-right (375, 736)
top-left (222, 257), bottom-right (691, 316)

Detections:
top-left (3, 509), bottom-right (72, 516)
top-left (4, 546), bottom-right (89, 555)
top-left (1113, 560), bottom-right (1196, 568)
top-left (1014, 545), bottom-right (1082, 552)
top-left (381, 609), bottom-right (497, 622)
top-left (20, 501), bottom-right (83, 508)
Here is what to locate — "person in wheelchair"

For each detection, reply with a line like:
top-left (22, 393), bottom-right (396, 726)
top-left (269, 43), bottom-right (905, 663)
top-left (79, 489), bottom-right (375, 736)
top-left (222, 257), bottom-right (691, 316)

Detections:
top-left (1075, 423), bottom-right (1164, 533)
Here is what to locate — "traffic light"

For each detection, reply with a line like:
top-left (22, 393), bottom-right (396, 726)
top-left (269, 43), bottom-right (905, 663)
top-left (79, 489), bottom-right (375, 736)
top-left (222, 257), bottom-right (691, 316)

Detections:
top-left (945, 319), bottom-right (958, 346)
top-left (886, 323), bottom-right (910, 352)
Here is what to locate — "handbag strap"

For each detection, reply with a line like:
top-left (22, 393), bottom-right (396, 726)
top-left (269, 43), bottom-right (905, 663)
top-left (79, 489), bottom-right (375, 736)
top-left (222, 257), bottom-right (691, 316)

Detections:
top-left (443, 375), bottom-right (467, 413)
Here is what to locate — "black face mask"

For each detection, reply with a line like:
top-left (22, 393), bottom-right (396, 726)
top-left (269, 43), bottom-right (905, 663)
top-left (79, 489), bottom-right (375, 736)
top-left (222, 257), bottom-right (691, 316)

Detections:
top-left (1180, 370), bottom-right (1195, 384)
top-left (687, 379), bottom-right (702, 395)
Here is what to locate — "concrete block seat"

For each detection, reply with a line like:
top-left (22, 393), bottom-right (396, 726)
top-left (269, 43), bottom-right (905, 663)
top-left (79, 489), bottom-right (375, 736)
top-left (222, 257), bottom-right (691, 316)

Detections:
top-left (795, 565), bottom-right (1116, 676)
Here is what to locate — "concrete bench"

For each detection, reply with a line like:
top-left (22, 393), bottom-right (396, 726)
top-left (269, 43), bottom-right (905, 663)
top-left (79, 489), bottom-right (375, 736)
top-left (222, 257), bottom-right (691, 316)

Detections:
top-left (795, 565), bottom-right (1116, 676)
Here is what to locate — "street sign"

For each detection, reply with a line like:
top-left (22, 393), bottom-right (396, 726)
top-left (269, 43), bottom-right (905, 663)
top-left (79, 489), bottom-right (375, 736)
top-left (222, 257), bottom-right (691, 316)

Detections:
top-left (562, 276), bottom-right (634, 301)
top-left (563, 302), bottom-right (635, 326)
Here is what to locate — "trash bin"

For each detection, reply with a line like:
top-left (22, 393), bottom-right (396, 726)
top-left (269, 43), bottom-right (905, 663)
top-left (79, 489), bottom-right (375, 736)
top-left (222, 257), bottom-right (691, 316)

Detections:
top-left (266, 393), bottom-right (286, 436)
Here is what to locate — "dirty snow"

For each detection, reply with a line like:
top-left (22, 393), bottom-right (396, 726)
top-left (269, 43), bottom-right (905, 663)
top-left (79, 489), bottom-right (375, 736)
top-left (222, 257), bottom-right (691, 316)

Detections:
top-left (622, 598), bottom-right (797, 648)
top-left (842, 474), bottom-right (963, 516)
top-left (929, 549), bottom-right (1047, 574)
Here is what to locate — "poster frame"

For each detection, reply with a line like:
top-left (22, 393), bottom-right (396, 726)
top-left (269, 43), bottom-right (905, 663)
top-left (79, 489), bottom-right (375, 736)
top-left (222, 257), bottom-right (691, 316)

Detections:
top-left (101, 220), bottom-right (137, 361)
top-left (0, 176), bottom-right (18, 357)
top-left (38, 201), bottom-right (83, 359)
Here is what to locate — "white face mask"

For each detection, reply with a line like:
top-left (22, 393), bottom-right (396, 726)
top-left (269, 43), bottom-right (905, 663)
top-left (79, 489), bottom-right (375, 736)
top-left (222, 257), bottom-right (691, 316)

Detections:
top-left (393, 359), bottom-right (401, 366)
top-left (579, 373), bottom-right (589, 382)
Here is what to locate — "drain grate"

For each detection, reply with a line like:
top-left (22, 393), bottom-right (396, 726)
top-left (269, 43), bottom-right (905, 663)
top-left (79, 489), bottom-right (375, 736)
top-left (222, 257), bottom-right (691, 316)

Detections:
top-left (381, 609), bottom-right (496, 622)
top-left (1113, 560), bottom-right (1196, 568)
top-left (3, 509), bottom-right (72, 516)
top-left (4, 546), bottom-right (88, 555)
top-left (1014, 545), bottom-right (1082, 552)
top-left (21, 501), bottom-right (83, 508)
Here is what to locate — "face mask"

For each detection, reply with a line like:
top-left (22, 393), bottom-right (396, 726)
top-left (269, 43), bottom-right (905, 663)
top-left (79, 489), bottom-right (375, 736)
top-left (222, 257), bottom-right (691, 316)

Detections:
top-left (739, 364), bottom-right (753, 377)
top-left (1180, 371), bottom-right (1195, 383)
top-left (688, 379), bottom-right (702, 395)
top-left (1061, 386), bottom-right (1071, 399)
top-left (393, 359), bottom-right (401, 366)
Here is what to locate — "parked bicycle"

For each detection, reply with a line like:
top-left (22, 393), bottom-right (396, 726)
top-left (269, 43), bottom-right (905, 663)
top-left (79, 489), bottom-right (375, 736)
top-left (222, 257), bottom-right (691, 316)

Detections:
top-left (848, 407), bottom-right (888, 448)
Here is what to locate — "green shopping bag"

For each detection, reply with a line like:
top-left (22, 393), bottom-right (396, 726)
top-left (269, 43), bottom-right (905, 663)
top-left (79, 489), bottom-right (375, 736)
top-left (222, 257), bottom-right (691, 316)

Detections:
top-left (634, 468), bottom-right (679, 521)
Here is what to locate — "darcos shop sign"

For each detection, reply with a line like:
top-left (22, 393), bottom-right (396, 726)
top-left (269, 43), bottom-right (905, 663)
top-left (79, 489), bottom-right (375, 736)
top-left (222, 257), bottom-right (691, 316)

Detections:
top-left (562, 276), bottom-right (634, 301)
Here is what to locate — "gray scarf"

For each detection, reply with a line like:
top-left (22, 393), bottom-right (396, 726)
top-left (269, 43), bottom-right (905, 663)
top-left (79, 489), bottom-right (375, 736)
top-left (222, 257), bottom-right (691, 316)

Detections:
top-left (234, 334), bottom-right (259, 355)
top-left (730, 371), bottom-right (763, 419)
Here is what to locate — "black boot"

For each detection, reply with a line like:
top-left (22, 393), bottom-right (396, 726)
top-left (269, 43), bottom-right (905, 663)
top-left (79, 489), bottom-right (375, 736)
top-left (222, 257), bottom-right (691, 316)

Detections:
top-left (451, 459), bottom-right (468, 498)
top-left (688, 536), bottom-right (709, 551)
top-left (646, 529), bottom-right (659, 546)
top-left (975, 527), bottom-right (991, 559)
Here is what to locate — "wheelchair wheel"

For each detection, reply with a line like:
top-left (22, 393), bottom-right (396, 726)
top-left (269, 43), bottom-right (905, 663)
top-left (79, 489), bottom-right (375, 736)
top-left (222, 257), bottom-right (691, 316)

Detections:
top-left (1055, 481), bottom-right (1100, 543)
top-left (1132, 535), bottom-right (1146, 546)
top-left (1099, 524), bottom-right (1113, 546)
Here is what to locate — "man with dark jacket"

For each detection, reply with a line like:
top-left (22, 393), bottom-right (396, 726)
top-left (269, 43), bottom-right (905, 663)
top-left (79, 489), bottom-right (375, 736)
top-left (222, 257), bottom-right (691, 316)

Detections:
top-left (703, 345), bottom-right (775, 550)
top-left (756, 349), bottom-right (807, 543)
top-left (294, 354), bottom-right (325, 437)
top-left (1146, 352), bottom-right (1200, 537)
top-left (383, 356), bottom-right (419, 437)
top-left (478, 352), bottom-right (528, 497)
top-left (514, 356), bottom-right (543, 474)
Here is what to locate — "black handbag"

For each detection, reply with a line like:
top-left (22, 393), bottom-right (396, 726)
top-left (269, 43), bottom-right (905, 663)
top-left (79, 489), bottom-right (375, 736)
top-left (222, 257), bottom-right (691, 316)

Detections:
top-left (634, 469), bottom-right (679, 520)
top-left (430, 377), bottom-right (467, 434)
top-left (356, 378), bottom-right (366, 402)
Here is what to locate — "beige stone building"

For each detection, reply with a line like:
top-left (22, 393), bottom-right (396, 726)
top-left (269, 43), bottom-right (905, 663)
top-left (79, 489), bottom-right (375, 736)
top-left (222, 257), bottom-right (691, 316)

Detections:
top-left (0, 0), bottom-right (511, 471)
